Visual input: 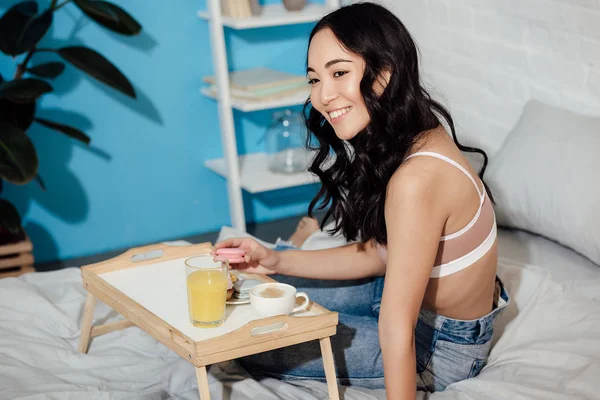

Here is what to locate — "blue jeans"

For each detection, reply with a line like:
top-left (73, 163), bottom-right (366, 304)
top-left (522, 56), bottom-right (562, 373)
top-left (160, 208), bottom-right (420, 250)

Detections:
top-left (240, 274), bottom-right (386, 389)
top-left (239, 244), bottom-right (510, 391)
top-left (414, 277), bottom-right (509, 391)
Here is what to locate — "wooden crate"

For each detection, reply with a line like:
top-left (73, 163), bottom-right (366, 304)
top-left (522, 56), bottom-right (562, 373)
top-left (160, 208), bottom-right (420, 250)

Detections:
top-left (0, 236), bottom-right (35, 278)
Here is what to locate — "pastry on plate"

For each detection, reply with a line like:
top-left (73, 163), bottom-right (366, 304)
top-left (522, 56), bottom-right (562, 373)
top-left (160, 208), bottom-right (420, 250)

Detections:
top-left (227, 272), bottom-right (238, 301)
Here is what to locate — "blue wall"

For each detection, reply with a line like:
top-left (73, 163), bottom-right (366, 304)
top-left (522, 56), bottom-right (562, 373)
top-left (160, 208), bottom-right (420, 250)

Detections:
top-left (1, 0), bottom-right (323, 263)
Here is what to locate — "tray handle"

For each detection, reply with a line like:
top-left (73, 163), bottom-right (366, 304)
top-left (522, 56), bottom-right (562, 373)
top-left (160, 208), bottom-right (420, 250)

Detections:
top-left (82, 242), bottom-right (213, 273)
top-left (244, 313), bottom-right (321, 337)
top-left (250, 320), bottom-right (289, 336)
top-left (126, 242), bottom-right (212, 262)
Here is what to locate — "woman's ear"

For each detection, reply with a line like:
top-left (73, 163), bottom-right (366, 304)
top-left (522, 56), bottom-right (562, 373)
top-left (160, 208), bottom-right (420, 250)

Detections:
top-left (374, 69), bottom-right (392, 96)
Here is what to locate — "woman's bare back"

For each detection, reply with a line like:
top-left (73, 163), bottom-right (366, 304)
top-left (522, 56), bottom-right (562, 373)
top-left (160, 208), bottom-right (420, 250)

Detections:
top-left (406, 126), bottom-right (498, 320)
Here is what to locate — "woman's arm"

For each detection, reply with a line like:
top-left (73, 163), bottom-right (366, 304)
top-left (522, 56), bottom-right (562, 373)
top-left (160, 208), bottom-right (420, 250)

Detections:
top-left (276, 240), bottom-right (385, 280)
top-left (214, 237), bottom-right (385, 280)
top-left (379, 169), bottom-right (447, 400)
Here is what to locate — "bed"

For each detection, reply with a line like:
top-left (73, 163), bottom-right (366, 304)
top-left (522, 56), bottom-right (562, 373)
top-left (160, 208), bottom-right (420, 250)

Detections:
top-left (1, 101), bottom-right (598, 399)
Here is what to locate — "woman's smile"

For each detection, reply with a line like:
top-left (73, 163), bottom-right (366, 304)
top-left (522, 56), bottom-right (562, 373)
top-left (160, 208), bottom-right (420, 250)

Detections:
top-left (328, 106), bottom-right (352, 124)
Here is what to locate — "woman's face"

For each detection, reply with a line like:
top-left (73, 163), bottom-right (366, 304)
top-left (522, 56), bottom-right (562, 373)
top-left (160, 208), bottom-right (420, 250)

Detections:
top-left (307, 28), bottom-right (370, 141)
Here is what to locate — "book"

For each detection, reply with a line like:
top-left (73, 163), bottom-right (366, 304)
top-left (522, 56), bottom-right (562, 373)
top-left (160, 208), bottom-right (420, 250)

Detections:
top-left (208, 79), bottom-right (306, 98)
top-left (203, 67), bottom-right (307, 92)
top-left (205, 84), bottom-right (309, 102)
top-left (224, 0), bottom-right (252, 19)
top-left (241, 0), bottom-right (252, 18)
top-left (221, 0), bottom-right (230, 16)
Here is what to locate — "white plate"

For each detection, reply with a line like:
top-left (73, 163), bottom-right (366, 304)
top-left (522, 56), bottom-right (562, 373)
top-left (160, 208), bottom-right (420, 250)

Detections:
top-left (226, 297), bottom-right (250, 305)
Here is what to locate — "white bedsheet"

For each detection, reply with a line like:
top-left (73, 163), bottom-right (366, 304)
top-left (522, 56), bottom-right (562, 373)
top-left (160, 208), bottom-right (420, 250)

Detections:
top-left (0, 229), bottom-right (598, 399)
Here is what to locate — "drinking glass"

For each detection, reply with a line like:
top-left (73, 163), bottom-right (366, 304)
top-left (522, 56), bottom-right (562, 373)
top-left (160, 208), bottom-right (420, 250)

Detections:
top-left (185, 255), bottom-right (229, 328)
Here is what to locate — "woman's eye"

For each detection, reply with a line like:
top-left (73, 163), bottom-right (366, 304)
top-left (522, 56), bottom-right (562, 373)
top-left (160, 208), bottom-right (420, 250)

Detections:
top-left (333, 71), bottom-right (347, 78)
top-left (307, 78), bottom-right (319, 85)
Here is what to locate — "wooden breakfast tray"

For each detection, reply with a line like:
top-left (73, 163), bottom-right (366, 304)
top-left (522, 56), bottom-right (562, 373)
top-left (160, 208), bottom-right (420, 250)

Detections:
top-left (78, 242), bottom-right (340, 400)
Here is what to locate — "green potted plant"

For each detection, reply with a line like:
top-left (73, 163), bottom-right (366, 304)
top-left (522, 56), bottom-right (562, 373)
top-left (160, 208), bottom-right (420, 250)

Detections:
top-left (0, 0), bottom-right (141, 251)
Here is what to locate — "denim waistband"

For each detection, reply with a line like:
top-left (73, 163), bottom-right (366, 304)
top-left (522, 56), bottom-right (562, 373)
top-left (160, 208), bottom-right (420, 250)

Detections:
top-left (418, 277), bottom-right (510, 340)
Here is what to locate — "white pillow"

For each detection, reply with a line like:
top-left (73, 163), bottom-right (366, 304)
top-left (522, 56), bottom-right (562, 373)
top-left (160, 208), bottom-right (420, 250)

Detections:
top-left (486, 100), bottom-right (600, 266)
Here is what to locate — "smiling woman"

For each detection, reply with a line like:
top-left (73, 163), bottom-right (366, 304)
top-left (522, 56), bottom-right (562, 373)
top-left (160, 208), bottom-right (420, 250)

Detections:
top-left (306, 49), bottom-right (388, 140)
top-left (302, 7), bottom-right (490, 244)
top-left (216, 3), bottom-right (508, 399)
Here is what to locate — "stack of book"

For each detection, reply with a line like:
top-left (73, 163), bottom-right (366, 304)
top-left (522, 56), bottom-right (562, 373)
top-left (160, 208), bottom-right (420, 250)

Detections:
top-left (221, 0), bottom-right (260, 19)
top-left (203, 67), bottom-right (309, 103)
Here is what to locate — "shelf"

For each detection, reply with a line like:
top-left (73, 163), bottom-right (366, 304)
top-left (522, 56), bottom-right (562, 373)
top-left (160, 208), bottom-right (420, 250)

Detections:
top-left (197, 3), bottom-right (333, 30)
top-left (200, 87), bottom-right (309, 112)
top-left (205, 152), bottom-right (319, 193)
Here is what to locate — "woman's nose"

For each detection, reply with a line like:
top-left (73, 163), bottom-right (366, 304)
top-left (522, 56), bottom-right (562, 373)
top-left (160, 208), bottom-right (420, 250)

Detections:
top-left (320, 80), bottom-right (339, 105)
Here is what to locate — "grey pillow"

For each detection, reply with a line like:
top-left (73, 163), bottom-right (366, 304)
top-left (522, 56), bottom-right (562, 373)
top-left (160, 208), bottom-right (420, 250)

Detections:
top-left (485, 100), bottom-right (600, 265)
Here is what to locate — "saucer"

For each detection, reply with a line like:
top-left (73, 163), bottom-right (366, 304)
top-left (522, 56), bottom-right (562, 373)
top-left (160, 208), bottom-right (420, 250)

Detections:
top-left (226, 297), bottom-right (250, 305)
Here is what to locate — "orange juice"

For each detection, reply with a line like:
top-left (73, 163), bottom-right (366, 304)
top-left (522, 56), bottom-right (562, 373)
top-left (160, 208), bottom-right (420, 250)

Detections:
top-left (186, 269), bottom-right (227, 327)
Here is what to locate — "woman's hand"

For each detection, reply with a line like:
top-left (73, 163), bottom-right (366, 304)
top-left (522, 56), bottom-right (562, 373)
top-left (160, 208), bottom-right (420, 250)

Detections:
top-left (213, 238), bottom-right (281, 275)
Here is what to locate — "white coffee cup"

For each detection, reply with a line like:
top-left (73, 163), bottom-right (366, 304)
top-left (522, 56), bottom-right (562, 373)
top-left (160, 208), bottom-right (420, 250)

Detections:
top-left (250, 282), bottom-right (310, 318)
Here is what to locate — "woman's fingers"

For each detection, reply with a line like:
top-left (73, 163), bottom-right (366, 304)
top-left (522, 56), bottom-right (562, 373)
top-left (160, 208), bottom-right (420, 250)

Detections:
top-left (228, 262), bottom-right (249, 270)
top-left (212, 238), bottom-right (273, 274)
top-left (235, 265), bottom-right (271, 275)
top-left (214, 238), bottom-right (244, 249)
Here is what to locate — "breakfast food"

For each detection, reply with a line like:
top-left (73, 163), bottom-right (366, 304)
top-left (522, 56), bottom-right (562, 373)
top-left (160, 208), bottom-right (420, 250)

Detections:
top-left (232, 278), bottom-right (261, 300)
top-left (226, 272), bottom-right (238, 301)
top-left (215, 247), bottom-right (246, 264)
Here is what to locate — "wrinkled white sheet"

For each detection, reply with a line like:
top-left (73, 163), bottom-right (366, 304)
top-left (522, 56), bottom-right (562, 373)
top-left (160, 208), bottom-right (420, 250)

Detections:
top-left (0, 230), bottom-right (598, 399)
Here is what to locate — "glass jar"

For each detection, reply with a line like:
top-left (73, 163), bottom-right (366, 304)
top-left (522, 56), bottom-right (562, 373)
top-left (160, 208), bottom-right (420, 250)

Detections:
top-left (265, 109), bottom-right (310, 174)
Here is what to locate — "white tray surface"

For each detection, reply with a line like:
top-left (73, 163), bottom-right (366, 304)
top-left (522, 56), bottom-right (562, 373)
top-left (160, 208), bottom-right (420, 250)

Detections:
top-left (100, 258), bottom-right (316, 342)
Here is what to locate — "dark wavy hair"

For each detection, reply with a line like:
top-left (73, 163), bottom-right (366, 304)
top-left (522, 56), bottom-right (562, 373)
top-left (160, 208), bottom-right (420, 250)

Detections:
top-left (303, 2), bottom-right (493, 245)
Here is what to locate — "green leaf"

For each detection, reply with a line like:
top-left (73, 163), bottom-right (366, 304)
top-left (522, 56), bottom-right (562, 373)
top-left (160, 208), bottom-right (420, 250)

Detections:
top-left (0, 78), bottom-right (53, 104)
top-left (0, 199), bottom-right (22, 233)
top-left (27, 62), bottom-right (66, 78)
top-left (74, 0), bottom-right (141, 36)
top-left (0, 1), bottom-right (38, 56)
top-left (0, 98), bottom-right (36, 131)
top-left (15, 8), bottom-right (53, 55)
top-left (57, 46), bottom-right (136, 98)
top-left (0, 121), bottom-right (38, 184)
top-left (35, 117), bottom-right (90, 144)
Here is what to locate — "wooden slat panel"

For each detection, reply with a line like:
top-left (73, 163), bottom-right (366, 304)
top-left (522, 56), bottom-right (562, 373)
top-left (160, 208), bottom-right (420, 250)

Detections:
top-left (0, 238), bottom-right (33, 257)
top-left (0, 253), bottom-right (34, 269)
top-left (0, 265), bottom-right (35, 278)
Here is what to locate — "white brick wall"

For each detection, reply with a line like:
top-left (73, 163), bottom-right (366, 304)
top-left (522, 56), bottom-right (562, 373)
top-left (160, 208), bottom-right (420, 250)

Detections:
top-left (376, 0), bottom-right (600, 154)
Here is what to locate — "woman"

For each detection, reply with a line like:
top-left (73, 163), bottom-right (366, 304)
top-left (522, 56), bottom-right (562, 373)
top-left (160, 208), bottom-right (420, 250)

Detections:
top-left (215, 2), bottom-right (509, 397)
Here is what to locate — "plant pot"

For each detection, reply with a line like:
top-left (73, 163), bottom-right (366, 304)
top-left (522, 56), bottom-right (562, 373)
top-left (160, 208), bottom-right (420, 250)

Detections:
top-left (283, 0), bottom-right (307, 12)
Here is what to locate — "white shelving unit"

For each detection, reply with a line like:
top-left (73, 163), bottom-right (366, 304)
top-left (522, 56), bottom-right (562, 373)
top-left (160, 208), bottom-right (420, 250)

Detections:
top-left (201, 0), bottom-right (341, 231)
top-left (198, 2), bottom-right (334, 29)
top-left (205, 152), bottom-right (319, 194)
top-left (200, 86), bottom-right (310, 112)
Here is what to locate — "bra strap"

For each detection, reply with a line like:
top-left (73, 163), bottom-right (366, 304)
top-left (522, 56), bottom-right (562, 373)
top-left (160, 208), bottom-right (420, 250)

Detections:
top-left (405, 151), bottom-right (483, 199)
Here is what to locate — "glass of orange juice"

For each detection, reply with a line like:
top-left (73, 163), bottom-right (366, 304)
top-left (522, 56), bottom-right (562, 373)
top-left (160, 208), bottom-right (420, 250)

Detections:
top-left (185, 254), bottom-right (229, 328)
